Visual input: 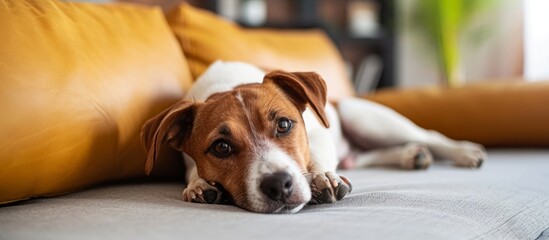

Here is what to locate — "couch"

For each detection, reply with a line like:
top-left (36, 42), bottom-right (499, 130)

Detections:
top-left (1, 1), bottom-right (548, 239)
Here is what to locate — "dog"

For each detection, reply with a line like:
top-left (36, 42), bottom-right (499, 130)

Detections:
top-left (141, 61), bottom-right (486, 214)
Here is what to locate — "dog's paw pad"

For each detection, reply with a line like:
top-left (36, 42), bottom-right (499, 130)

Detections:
top-left (453, 142), bottom-right (486, 169)
top-left (182, 178), bottom-right (223, 204)
top-left (334, 182), bottom-right (350, 201)
top-left (402, 143), bottom-right (433, 170)
top-left (318, 188), bottom-right (334, 203)
top-left (309, 172), bottom-right (352, 204)
top-left (476, 158), bottom-right (484, 168)
top-left (336, 175), bottom-right (353, 200)
top-left (202, 189), bottom-right (220, 204)
top-left (413, 152), bottom-right (431, 170)
top-left (455, 155), bottom-right (484, 168)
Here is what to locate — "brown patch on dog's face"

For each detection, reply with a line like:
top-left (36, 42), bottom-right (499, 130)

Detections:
top-left (182, 83), bottom-right (312, 212)
top-left (141, 71), bottom-right (329, 213)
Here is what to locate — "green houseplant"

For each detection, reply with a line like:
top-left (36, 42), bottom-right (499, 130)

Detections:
top-left (411, 0), bottom-right (497, 86)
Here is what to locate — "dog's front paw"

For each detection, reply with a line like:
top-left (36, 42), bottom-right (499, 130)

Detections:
top-left (309, 172), bottom-right (352, 204)
top-left (453, 141), bottom-right (486, 168)
top-left (401, 143), bottom-right (433, 170)
top-left (182, 178), bottom-right (223, 204)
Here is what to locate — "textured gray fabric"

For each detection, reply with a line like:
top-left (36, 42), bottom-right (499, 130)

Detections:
top-left (537, 228), bottom-right (549, 240)
top-left (1, 150), bottom-right (548, 240)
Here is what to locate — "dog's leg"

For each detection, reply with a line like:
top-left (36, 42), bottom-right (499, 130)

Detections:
top-left (422, 130), bottom-right (486, 168)
top-left (353, 143), bottom-right (433, 169)
top-left (181, 155), bottom-right (223, 204)
top-left (304, 107), bottom-right (352, 204)
top-left (307, 127), bottom-right (353, 204)
top-left (338, 98), bottom-right (486, 168)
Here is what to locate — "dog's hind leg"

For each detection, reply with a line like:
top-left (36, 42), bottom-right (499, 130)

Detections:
top-left (420, 130), bottom-right (486, 168)
top-left (353, 143), bottom-right (433, 170)
top-left (338, 97), bottom-right (485, 168)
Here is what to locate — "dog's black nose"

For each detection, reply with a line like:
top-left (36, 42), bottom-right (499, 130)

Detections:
top-left (260, 172), bottom-right (293, 201)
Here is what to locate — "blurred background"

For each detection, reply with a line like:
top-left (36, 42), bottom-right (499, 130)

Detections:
top-left (81, 0), bottom-right (547, 94)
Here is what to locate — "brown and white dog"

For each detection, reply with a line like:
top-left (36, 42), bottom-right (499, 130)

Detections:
top-left (141, 61), bottom-right (486, 213)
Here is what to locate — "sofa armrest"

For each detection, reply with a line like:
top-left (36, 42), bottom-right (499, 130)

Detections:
top-left (363, 82), bottom-right (549, 147)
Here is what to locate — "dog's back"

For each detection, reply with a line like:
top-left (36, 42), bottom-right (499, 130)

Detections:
top-left (185, 61), bottom-right (265, 101)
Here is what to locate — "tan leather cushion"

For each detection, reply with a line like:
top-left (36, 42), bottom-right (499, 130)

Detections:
top-left (364, 82), bottom-right (549, 147)
top-left (0, 0), bottom-right (193, 203)
top-left (166, 3), bottom-right (355, 101)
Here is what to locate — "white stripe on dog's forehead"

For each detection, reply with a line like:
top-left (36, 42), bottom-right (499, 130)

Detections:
top-left (235, 92), bottom-right (245, 103)
top-left (234, 91), bottom-right (260, 142)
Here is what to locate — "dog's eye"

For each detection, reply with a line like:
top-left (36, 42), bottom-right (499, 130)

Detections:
top-left (210, 140), bottom-right (233, 158)
top-left (276, 118), bottom-right (292, 135)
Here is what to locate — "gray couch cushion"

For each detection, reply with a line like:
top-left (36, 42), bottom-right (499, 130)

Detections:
top-left (1, 150), bottom-right (548, 240)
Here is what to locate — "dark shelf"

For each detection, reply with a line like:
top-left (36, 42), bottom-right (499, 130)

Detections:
top-left (333, 31), bottom-right (385, 44)
top-left (238, 22), bottom-right (319, 29)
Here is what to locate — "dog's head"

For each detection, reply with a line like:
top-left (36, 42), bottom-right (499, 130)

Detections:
top-left (141, 71), bottom-right (329, 213)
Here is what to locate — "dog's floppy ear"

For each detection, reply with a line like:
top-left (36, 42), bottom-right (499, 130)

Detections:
top-left (141, 100), bottom-right (198, 175)
top-left (264, 71), bottom-right (330, 128)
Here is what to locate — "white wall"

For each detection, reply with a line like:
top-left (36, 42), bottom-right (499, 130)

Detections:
top-left (397, 0), bottom-right (439, 88)
top-left (462, 0), bottom-right (523, 82)
top-left (397, 0), bottom-right (524, 88)
top-left (524, 0), bottom-right (549, 81)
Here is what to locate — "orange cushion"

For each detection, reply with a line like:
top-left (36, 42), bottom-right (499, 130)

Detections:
top-left (0, 0), bottom-right (192, 203)
top-left (166, 3), bottom-right (355, 101)
top-left (364, 82), bottom-right (549, 147)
